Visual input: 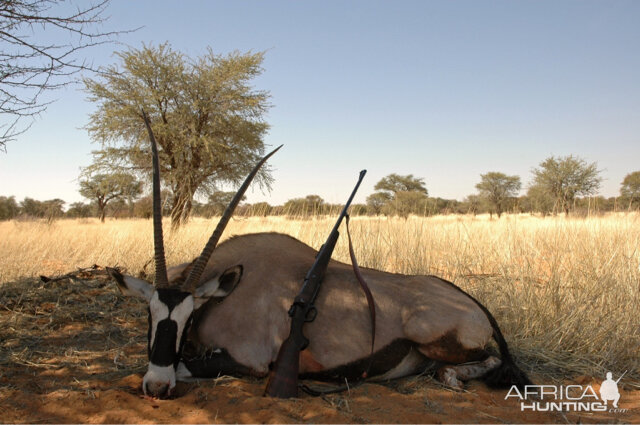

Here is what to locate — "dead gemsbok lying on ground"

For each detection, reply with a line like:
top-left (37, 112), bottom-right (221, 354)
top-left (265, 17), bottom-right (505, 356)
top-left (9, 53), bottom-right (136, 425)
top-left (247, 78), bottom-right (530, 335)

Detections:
top-left (108, 113), bottom-right (531, 399)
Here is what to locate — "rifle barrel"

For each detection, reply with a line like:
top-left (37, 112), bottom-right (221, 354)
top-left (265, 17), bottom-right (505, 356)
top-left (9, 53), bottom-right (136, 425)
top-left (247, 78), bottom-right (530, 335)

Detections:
top-left (329, 170), bottom-right (366, 235)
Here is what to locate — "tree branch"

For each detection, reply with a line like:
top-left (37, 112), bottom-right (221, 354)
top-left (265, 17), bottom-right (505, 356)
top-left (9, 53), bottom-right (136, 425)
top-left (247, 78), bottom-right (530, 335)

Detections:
top-left (0, 0), bottom-right (139, 150)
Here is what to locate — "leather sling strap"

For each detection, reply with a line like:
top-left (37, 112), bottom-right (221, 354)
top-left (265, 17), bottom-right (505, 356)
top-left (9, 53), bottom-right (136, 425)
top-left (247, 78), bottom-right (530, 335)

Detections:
top-left (345, 214), bottom-right (376, 376)
top-left (299, 215), bottom-right (377, 395)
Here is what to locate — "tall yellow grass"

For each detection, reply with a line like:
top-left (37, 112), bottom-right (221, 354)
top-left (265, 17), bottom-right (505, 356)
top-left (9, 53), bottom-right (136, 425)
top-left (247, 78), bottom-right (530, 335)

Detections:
top-left (1, 213), bottom-right (638, 380)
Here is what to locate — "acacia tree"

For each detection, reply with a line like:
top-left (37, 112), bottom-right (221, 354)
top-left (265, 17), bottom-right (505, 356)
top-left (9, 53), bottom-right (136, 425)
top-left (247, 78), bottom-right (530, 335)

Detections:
top-left (384, 191), bottom-right (429, 218)
top-left (531, 155), bottom-right (602, 216)
top-left (283, 195), bottom-right (325, 216)
top-left (0, 196), bottom-right (20, 220)
top-left (366, 174), bottom-right (428, 217)
top-left (464, 194), bottom-right (491, 216)
top-left (365, 192), bottom-right (391, 215)
top-left (374, 173), bottom-right (428, 195)
top-left (242, 202), bottom-right (272, 217)
top-left (79, 172), bottom-right (142, 222)
top-left (66, 202), bottom-right (92, 218)
top-left (41, 198), bottom-right (65, 221)
top-left (475, 172), bottom-right (521, 218)
top-left (524, 184), bottom-right (555, 216)
top-left (620, 171), bottom-right (640, 209)
top-left (206, 190), bottom-right (246, 216)
top-left (0, 0), bottom-right (128, 150)
top-left (84, 43), bottom-right (271, 227)
top-left (19, 197), bottom-right (64, 221)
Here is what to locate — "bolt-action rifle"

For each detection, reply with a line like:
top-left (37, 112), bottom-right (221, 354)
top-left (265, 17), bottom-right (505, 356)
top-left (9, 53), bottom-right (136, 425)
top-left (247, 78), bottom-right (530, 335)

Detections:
top-left (264, 170), bottom-right (367, 398)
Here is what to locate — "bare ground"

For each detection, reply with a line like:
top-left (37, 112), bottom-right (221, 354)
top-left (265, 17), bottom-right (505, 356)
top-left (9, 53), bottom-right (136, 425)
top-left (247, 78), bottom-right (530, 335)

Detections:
top-left (1, 275), bottom-right (638, 424)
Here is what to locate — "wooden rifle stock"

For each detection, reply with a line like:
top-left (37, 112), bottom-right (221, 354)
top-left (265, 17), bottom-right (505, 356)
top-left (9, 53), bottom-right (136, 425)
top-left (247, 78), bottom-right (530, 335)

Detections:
top-left (262, 288), bottom-right (316, 398)
top-left (265, 170), bottom-right (366, 398)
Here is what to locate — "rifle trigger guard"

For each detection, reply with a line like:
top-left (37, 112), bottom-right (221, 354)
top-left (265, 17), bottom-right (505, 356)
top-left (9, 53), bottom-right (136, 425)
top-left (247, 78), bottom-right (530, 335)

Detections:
top-left (305, 306), bottom-right (317, 322)
top-left (300, 336), bottom-right (310, 351)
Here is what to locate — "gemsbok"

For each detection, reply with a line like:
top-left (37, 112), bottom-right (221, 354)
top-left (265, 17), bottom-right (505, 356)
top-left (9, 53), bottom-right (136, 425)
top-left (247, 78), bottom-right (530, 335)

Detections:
top-left (108, 113), bottom-right (531, 399)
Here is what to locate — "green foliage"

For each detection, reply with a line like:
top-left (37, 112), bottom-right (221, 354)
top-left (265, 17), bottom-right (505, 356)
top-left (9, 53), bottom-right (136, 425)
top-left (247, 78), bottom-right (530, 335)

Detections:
top-left (531, 155), bottom-right (602, 215)
top-left (522, 184), bottom-right (556, 216)
top-left (283, 195), bottom-right (326, 216)
top-left (463, 194), bottom-right (492, 215)
top-left (66, 202), bottom-right (93, 218)
top-left (237, 202), bottom-right (272, 217)
top-left (425, 197), bottom-right (463, 215)
top-left (79, 172), bottom-right (142, 222)
top-left (367, 174), bottom-right (429, 217)
top-left (620, 171), bottom-right (640, 208)
top-left (206, 190), bottom-right (247, 217)
top-left (19, 198), bottom-right (41, 217)
top-left (0, 196), bottom-right (20, 220)
top-left (374, 174), bottom-right (428, 196)
top-left (133, 196), bottom-right (153, 219)
top-left (382, 191), bottom-right (429, 218)
top-left (348, 203), bottom-right (369, 216)
top-left (18, 197), bottom-right (65, 221)
top-left (365, 192), bottom-right (392, 215)
top-left (571, 196), bottom-right (618, 216)
top-left (39, 199), bottom-right (65, 222)
top-left (83, 42), bottom-right (271, 227)
top-left (475, 172), bottom-right (521, 218)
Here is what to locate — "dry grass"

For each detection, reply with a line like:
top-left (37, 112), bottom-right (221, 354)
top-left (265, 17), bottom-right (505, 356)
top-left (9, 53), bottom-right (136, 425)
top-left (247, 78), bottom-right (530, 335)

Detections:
top-left (0, 273), bottom-right (148, 394)
top-left (1, 213), bottom-right (638, 382)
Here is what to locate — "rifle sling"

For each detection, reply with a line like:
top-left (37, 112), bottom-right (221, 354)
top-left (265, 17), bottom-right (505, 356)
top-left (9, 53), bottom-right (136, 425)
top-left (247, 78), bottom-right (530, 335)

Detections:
top-left (345, 214), bottom-right (376, 376)
top-left (300, 215), bottom-right (377, 395)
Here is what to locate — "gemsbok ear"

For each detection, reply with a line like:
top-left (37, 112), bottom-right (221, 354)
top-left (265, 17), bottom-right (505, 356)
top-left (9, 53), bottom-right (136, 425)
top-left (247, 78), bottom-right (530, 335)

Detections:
top-left (193, 265), bottom-right (243, 308)
top-left (107, 267), bottom-right (155, 301)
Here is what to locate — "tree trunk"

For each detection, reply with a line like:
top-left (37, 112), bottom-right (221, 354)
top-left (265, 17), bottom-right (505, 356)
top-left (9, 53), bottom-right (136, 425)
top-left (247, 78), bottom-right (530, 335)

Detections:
top-left (98, 198), bottom-right (106, 223)
top-left (170, 195), bottom-right (189, 228)
top-left (170, 183), bottom-right (195, 229)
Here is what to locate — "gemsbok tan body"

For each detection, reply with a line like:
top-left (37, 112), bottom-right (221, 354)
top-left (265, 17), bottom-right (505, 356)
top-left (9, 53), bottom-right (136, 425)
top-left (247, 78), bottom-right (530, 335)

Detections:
top-left (108, 112), bottom-right (530, 399)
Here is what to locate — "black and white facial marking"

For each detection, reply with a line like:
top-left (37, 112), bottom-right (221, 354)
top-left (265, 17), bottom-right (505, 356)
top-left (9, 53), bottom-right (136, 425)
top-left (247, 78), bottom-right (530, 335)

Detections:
top-left (106, 265), bottom-right (244, 398)
top-left (143, 289), bottom-right (194, 398)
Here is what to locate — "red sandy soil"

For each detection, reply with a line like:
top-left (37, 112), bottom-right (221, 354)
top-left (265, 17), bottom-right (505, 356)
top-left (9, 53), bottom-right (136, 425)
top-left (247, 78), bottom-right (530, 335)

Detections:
top-left (1, 371), bottom-right (638, 424)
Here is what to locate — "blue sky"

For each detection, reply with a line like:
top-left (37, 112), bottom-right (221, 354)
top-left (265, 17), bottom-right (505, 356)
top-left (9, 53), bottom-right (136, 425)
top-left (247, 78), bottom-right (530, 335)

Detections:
top-left (1, 0), bottom-right (639, 206)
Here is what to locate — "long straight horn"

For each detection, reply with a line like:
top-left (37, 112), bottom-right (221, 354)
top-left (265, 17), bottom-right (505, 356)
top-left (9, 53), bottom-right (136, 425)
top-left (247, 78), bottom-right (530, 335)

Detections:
top-left (141, 110), bottom-right (169, 287)
top-left (183, 144), bottom-right (283, 289)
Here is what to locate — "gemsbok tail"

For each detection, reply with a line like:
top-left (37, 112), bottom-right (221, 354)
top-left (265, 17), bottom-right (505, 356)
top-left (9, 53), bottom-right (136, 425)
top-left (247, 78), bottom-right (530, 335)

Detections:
top-left (437, 277), bottom-right (532, 389)
top-left (478, 305), bottom-right (532, 389)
